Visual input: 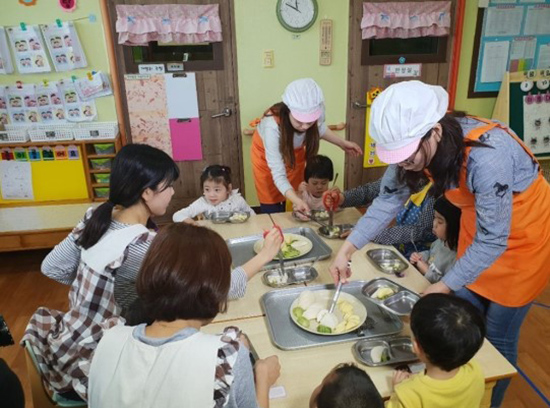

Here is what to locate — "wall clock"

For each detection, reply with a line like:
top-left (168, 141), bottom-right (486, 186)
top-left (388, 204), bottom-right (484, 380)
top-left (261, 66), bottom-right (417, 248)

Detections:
top-left (276, 0), bottom-right (318, 33)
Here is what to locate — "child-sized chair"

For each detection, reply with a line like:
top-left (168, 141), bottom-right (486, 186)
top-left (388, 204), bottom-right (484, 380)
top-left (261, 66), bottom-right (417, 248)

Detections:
top-left (23, 340), bottom-right (87, 408)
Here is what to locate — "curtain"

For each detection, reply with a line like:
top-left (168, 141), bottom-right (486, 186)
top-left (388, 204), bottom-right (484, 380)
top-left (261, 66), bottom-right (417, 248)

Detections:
top-left (361, 2), bottom-right (451, 39)
top-left (115, 4), bottom-right (222, 46)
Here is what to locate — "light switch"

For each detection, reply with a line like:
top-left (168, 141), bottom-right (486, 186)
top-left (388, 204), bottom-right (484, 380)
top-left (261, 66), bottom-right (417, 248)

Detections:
top-left (263, 50), bottom-right (274, 68)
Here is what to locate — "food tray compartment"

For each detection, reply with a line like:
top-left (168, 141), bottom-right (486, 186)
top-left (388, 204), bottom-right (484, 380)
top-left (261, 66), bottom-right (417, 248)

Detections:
top-left (262, 266), bottom-right (318, 288)
top-left (361, 278), bottom-right (419, 316)
top-left (383, 291), bottom-right (419, 315)
top-left (366, 248), bottom-right (408, 275)
top-left (318, 224), bottom-right (354, 239)
top-left (260, 281), bottom-right (403, 350)
top-left (227, 227), bottom-right (332, 271)
top-left (353, 336), bottom-right (417, 367)
top-left (207, 211), bottom-right (251, 224)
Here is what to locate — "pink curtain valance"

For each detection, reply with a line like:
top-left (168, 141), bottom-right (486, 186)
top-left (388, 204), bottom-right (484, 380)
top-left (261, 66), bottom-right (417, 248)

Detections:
top-left (116, 4), bottom-right (222, 46)
top-left (361, 2), bottom-right (451, 39)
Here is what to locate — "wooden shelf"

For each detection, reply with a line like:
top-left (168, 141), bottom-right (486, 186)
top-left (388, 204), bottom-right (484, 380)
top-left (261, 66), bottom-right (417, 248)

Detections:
top-left (87, 154), bottom-right (116, 159)
top-left (93, 197), bottom-right (108, 202)
top-left (89, 169), bottom-right (111, 174)
top-left (91, 183), bottom-right (109, 188)
top-left (0, 138), bottom-right (117, 148)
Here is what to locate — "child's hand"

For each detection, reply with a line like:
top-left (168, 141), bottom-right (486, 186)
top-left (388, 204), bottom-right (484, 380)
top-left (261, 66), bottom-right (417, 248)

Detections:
top-left (322, 188), bottom-right (343, 211)
top-left (392, 369), bottom-right (412, 386)
top-left (183, 218), bottom-right (198, 225)
top-left (409, 252), bottom-right (422, 264)
top-left (261, 227), bottom-right (284, 260)
top-left (255, 355), bottom-right (281, 387)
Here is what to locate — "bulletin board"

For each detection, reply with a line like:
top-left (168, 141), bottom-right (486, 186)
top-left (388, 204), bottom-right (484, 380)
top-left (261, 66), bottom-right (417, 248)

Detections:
top-left (0, 145), bottom-right (88, 205)
top-left (469, 0), bottom-right (550, 98)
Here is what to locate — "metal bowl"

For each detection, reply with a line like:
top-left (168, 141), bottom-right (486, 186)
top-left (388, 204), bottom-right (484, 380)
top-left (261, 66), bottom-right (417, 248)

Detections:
top-left (262, 265), bottom-right (319, 288)
top-left (318, 224), bottom-right (354, 239)
top-left (353, 336), bottom-right (418, 367)
top-left (228, 211), bottom-right (251, 223)
top-left (366, 248), bottom-right (408, 276)
top-left (209, 211), bottom-right (232, 224)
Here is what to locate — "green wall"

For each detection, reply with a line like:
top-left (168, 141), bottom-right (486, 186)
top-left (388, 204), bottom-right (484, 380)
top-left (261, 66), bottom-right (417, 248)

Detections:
top-left (453, 0), bottom-right (496, 118)
top-left (234, 0), bottom-right (350, 205)
top-left (0, 0), bottom-right (117, 121)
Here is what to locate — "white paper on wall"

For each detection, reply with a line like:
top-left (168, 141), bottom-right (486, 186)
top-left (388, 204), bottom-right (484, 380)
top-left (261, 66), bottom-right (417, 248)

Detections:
top-left (480, 41), bottom-right (510, 83)
top-left (0, 87), bottom-right (8, 125)
top-left (40, 21), bottom-right (87, 72)
top-left (35, 81), bottom-right (67, 123)
top-left (7, 25), bottom-right (51, 74)
top-left (5, 84), bottom-right (40, 124)
top-left (165, 73), bottom-right (199, 119)
top-left (57, 80), bottom-right (97, 122)
top-left (0, 27), bottom-right (14, 74)
top-left (0, 160), bottom-right (34, 200)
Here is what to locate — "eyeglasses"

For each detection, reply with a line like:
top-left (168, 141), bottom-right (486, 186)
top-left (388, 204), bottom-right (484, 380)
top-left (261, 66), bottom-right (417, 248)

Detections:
top-left (399, 140), bottom-right (424, 166)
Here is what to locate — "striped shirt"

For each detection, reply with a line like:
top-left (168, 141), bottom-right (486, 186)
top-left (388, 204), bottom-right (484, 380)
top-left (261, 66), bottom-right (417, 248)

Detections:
top-left (348, 117), bottom-right (539, 291)
top-left (342, 178), bottom-right (436, 246)
top-left (42, 209), bottom-right (249, 312)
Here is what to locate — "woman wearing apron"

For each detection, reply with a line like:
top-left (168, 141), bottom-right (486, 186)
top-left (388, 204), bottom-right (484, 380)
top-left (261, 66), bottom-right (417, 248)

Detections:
top-left (330, 81), bottom-right (550, 407)
top-left (251, 78), bottom-right (362, 214)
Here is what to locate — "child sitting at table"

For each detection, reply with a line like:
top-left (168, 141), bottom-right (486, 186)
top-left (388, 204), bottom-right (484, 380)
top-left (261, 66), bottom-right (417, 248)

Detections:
top-left (409, 196), bottom-right (461, 283)
top-left (310, 363), bottom-right (383, 408)
top-left (386, 294), bottom-right (485, 408)
top-left (89, 223), bottom-right (281, 408)
top-left (173, 165), bottom-right (254, 223)
top-left (294, 155), bottom-right (334, 216)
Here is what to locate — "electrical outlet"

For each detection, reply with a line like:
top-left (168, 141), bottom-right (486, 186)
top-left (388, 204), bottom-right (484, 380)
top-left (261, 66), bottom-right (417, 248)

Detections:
top-left (263, 50), bottom-right (274, 68)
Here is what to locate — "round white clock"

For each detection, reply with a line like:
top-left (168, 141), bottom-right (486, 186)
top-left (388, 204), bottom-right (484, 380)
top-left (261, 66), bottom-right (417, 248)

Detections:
top-left (276, 0), bottom-right (318, 33)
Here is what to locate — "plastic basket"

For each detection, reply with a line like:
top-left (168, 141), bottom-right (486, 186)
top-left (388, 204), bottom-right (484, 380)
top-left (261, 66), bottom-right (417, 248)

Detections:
top-left (90, 158), bottom-right (112, 170)
top-left (0, 124), bottom-right (31, 144)
top-left (74, 122), bottom-right (118, 140)
top-left (94, 187), bottom-right (110, 198)
top-left (29, 125), bottom-right (75, 142)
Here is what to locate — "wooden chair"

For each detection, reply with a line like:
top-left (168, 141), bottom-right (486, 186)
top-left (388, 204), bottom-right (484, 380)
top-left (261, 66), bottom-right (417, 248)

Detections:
top-left (23, 340), bottom-right (87, 408)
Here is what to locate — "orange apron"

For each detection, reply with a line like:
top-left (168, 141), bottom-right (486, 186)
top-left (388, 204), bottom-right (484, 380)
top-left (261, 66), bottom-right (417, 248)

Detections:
top-left (251, 114), bottom-right (306, 204)
top-left (445, 118), bottom-right (550, 307)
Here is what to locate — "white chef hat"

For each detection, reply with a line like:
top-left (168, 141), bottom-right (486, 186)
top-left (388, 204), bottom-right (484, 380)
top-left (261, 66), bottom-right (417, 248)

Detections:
top-left (282, 78), bottom-right (324, 123)
top-left (369, 80), bottom-right (449, 164)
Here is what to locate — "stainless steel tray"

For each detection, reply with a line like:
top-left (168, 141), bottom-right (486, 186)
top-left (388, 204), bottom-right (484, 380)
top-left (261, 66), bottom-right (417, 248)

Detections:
top-left (262, 266), bottom-right (319, 288)
top-left (261, 281), bottom-right (403, 350)
top-left (361, 278), bottom-right (420, 316)
top-left (226, 227), bottom-right (332, 271)
top-left (366, 248), bottom-right (408, 276)
top-left (353, 336), bottom-right (418, 367)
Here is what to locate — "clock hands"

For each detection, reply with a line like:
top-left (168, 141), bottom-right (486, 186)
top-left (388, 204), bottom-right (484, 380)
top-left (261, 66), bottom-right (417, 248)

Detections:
top-left (286, 0), bottom-right (301, 12)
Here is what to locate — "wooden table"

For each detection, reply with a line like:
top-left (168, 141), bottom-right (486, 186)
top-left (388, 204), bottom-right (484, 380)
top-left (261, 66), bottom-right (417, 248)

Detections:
top-left (204, 209), bottom-right (516, 407)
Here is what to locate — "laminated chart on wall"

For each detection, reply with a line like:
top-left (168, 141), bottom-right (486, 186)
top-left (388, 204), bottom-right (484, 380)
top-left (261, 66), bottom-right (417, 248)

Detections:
top-left (474, 0), bottom-right (550, 93)
top-left (0, 27), bottom-right (14, 75)
top-left (58, 80), bottom-right (97, 122)
top-left (165, 73), bottom-right (202, 161)
top-left (40, 22), bottom-right (87, 72)
top-left (363, 88), bottom-right (386, 169)
top-left (0, 160), bottom-right (33, 200)
top-left (0, 88), bottom-right (8, 125)
top-left (7, 25), bottom-right (51, 74)
top-left (35, 81), bottom-right (66, 123)
top-left (124, 74), bottom-right (173, 156)
top-left (5, 84), bottom-right (40, 123)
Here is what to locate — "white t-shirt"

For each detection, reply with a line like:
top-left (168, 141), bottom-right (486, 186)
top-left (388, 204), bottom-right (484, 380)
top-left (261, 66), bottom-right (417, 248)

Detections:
top-left (256, 110), bottom-right (328, 196)
top-left (173, 189), bottom-right (254, 222)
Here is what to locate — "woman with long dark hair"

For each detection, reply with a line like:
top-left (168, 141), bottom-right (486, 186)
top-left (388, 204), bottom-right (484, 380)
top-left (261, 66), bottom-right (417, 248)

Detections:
top-left (251, 78), bottom-right (362, 213)
top-left (330, 81), bottom-right (550, 407)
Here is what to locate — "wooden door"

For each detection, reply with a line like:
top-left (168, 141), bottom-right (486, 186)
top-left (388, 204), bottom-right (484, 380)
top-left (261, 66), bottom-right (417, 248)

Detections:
top-left (105, 0), bottom-right (243, 222)
top-left (345, 0), bottom-right (457, 189)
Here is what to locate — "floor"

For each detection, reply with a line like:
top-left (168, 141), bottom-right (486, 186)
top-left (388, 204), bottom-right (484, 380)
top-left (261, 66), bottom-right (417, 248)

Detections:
top-left (1, 249), bottom-right (549, 408)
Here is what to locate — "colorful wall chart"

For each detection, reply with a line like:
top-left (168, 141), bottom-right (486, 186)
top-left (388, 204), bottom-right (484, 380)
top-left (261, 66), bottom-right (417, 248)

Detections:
top-left (474, 0), bottom-right (550, 93)
top-left (363, 87), bottom-right (386, 169)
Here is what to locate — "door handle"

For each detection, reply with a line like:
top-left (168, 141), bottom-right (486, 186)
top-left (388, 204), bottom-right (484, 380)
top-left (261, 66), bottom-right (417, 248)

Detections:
top-left (211, 108), bottom-right (232, 118)
top-left (353, 101), bottom-right (368, 109)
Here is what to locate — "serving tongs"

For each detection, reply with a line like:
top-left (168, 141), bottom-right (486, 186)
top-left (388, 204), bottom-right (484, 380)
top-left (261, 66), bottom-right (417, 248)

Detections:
top-left (328, 260), bottom-right (350, 314)
top-left (268, 214), bottom-right (286, 278)
top-left (328, 173), bottom-right (339, 228)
